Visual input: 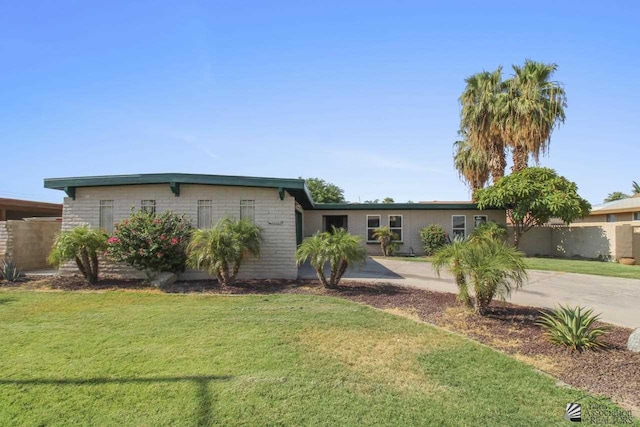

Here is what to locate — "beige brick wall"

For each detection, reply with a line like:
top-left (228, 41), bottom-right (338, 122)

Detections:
top-left (304, 209), bottom-right (506, 255)
top-left (60, 184), bottom-right (298, 279)
top-left (0, 220), bottom-right (61, 270)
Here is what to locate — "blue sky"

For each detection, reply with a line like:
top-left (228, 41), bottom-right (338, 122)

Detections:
top-left (1, 1), bottom-right (638, 204)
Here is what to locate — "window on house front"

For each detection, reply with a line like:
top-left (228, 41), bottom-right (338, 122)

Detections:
top-left (197, 200), bottom-right (212, 228)
top-left (240, 200), bottom-right (255, 223)
top-left (388, 215), bottom-right (403, 241)
top-left (452, 215), bottom-right (466, 240)
top-left (366, 215), bottom-right (381, 242)
top-left (634, 212), bottom-right (640, 221)
top-left (474, 215), bottom-right (487, 228)
top-left (99, 200), bottom-right (114, 234)
top-left (606, 214), bottom-right (616, 223)
top-left (141, 200), bottom-right (156, 214)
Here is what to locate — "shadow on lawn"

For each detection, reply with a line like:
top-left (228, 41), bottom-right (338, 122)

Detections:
top-left (0, 375), bottom-right (232, 424)
top-left (0, 297), bottom-right (16, 305)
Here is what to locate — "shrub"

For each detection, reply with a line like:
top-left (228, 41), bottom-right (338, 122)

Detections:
top-left (1, 257), bottom-right (21, 282)
top-left (107, 210), bottom-right (192, 279)
top-left (296, 227), bottom-right (367, 288)
top-left (372, 226), bottom-right (398, 257)
top-left (536, 305), bottom-right (610, 351)
top-left (432, 237), bottom-right (527, 315)
top-left (187, 218), bottom-right (262, 286)
top-left (470, 221), bottom-right (507, 242)
top-left (419, 224), bottom-right (448, 255)
top-left (48, 225), bottom-right (108, 284)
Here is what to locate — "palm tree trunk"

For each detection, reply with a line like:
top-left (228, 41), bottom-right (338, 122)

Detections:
top-left (315, 268), bottom-right (331, 288)
top-left (511, 146), bottom-right (529, 173)
top-left (80, 248), bottom-right (96, 284)
top-left (490, 145), bottom-right (506, 183)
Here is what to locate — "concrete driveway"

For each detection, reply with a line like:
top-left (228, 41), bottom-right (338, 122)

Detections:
top-left (298, 257), bottom-right (640, 328)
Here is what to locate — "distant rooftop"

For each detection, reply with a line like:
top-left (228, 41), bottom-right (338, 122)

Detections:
top-left (591, 193), bottom-right (640, 214)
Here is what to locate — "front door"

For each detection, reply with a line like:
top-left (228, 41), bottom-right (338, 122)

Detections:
top-left (323, 215), bottom-right (348, 233)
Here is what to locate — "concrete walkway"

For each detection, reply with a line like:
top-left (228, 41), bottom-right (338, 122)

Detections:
top-left (298, 257), bottom-right (640, 328)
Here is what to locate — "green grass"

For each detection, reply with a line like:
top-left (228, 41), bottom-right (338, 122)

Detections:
top-left (0, 290), bottom-right (634, 426)
top-left (524, 257), bottom-right (640, 280)
top-left (381, 255), bottom-right (640, 280)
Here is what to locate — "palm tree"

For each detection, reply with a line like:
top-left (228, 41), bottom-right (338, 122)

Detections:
top-left (632, 181), bottom-right (640, 195)
top-left (48, 225), bottom-right (108, 284)
top-left (453, 135), bottom-right (491, 201)
top-left (296, 227), bottom-right (367, 288)
top-left (187, 218), bottom-right (262, 286)
top-left (432, 237), bottom-right (527, 315)
top-left (459, 68), bottom-right (507, 183)
top-left (372, 226), bottom-right (398, 257)
top-left (503, 60), bottom-right (567, 173)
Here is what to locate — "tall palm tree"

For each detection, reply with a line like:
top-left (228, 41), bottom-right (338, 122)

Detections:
top-left (453, 135), bottom-right (491, 201)
top-left (503, 60), bottom-right (567, 172)
top-left (459, 68), bottom-right (507, 183)
top-left (632, 181), bottom-right (640, 195)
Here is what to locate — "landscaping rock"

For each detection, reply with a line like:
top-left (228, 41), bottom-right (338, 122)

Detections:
top-left (151, 272), bottom-right (177, 288)
top-left (627, 328), bottom-right (640, 352)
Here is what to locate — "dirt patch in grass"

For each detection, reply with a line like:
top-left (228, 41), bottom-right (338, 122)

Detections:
top-left (11, 275), bottom-right (640, 413)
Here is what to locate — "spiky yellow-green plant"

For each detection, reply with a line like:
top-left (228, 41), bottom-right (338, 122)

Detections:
top-left (536, 305), bottom-right (610, 352)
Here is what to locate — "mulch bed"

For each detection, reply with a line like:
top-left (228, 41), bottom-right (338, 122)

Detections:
top-left (7, 275), bottom-right (640, 413)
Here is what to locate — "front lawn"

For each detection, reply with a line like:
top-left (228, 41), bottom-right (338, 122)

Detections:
top-left (383, 255), bottom-right (640, 280)
top-left (523, 257), bottom-right (640, 280)
top-left (0, 290), bottom-right (631, 426)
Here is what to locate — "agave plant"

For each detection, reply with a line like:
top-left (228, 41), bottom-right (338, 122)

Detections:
top-left (536, 305), bottom-right (610, 352)
top-left (1, 258), bottom-right (21, 282)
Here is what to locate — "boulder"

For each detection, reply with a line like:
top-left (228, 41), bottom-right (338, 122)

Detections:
top-left (627, 328), bottom-right (640, 352)
top-left (150, 272), bottom-right (177, 288)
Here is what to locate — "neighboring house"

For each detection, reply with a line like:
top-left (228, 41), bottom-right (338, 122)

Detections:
top-left (0, 198), bottom-right (62, 270)
top-left (576, 193), bottom-right (640, 224)
top-left (44, 173), bottom-right (504, 279)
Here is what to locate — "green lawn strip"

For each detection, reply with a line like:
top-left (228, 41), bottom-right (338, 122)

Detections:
top-left (380, 255), bottom-right (640, 280)
top-left (0, 290), bottom-right (635, 426)
top-left (524, 257), bottom-right (640, 280)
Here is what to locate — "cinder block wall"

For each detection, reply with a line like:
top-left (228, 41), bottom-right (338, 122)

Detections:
top-left (0, 220), bottom-right (61, 270)
top-left (60, 184), bottom-right (298, 279)
top-left (305, 209), bottom-right (506, 256)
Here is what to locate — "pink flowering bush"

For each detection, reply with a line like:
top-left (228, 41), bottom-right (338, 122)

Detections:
top-left (106, 210), bottom-right (192, 277)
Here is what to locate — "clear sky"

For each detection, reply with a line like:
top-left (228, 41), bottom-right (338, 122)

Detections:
top-left (1, 1), bottom-right (638, 204)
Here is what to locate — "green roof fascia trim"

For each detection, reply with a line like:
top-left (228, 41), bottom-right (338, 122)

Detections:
top-left (44, 173), bottom-right (315, 209)
top-left (313, 203), bottom-right (501, 210)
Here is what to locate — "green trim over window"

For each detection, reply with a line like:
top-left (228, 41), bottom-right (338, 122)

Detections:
top-left (314, 203), bottom-right (496, 210)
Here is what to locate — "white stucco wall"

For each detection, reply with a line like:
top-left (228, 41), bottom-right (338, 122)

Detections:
top-left (60, 184), bottom-right (298, 279)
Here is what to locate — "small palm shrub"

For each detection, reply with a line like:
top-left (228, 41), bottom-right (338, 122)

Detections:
top-left (419, 224), bottom-right (448, 255)
top-left (470, 221), bottom-right (507, 242)
top-left (187, 218), bottom-right (262, 286)
top-left (372, 226), bottom-right (398, 257)
top-left (296, 227), bottom-right (367, 288)
top-left (0, 258), bottom-right (21, 282)
top-left (536, 305), bottom-right (610, 351)
top-left (107, 210), bottom-right (192, 279)
top-left (48, 225), bottom-right (108, 284)
top-left (432, 237), bottom-right (527, 315)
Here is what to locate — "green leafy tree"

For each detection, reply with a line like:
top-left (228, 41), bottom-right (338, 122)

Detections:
top-left (303, 177), bottom-right (346, 203)
top-left (604, 192), bottom-right (629, 203)
top-left (187, 218), bottom-right (263, 286)
top-left (295, 227), bottom-right (367, 288)
top-left (419, 224), bottom-right (448, 256)
top-left (432, 237), bottom-right (527, 315)
top-left (107, 210), bottom-right (192, 279)
top-left (476, 167), bottom-right (591, 247)
top-left (632, 181), bottom-right (640, 194)
top-left (381, 197), bottom-right (394, 204)
top-left (372, 226), bottom-right (398, 257)
top-left (48, 225), bottom-right (108, 284)
top-left (470, 221), bottom-right (507, 242)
